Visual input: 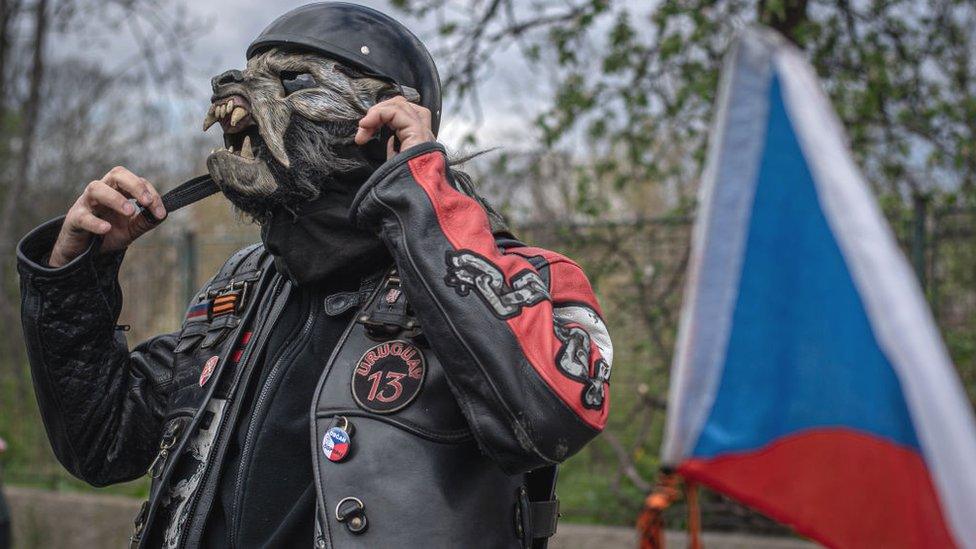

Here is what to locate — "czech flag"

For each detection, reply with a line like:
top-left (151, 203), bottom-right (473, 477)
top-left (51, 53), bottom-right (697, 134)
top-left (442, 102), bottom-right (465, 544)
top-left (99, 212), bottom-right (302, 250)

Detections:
top-left (661, 28), bottom-right (976, 548)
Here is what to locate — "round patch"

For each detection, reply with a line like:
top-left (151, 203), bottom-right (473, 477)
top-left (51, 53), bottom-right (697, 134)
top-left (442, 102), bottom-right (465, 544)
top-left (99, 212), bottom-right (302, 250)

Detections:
top-left (352, 340), bottom-right (426, 414)
top-left (321, 427), bottom-right (350, 462)
top-left (199, 355), bottom-right (219, 387)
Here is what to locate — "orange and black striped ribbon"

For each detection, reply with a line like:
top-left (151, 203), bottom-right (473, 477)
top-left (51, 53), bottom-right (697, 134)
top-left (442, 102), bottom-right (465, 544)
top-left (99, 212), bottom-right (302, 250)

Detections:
top-left (211, 293), bottom-right (239, 318)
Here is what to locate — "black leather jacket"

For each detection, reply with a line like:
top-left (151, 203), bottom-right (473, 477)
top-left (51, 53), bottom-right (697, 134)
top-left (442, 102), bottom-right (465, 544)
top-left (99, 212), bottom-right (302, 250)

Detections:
top-left (17, 143), bottom-right (613, 548)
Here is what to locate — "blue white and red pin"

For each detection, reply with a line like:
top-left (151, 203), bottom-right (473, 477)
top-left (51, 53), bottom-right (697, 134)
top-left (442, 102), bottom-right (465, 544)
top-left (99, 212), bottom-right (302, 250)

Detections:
top-left (322, 423), bottom-right (351, 462)
top-left (199, 355), bottom-right (219, 387)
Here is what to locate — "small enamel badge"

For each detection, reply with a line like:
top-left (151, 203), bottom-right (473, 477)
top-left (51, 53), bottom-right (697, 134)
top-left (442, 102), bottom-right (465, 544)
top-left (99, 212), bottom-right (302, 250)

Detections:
top-left (352, 340), bottom-right (426, 414)
top-left (199, 355), bottom-right (219, 387)
top-left (322, 427), bottom-right (350, 462)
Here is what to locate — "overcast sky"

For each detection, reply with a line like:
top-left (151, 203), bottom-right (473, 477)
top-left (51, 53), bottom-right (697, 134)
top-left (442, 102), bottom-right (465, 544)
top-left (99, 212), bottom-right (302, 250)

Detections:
top-left (50, 0), bottom-right (554, 155)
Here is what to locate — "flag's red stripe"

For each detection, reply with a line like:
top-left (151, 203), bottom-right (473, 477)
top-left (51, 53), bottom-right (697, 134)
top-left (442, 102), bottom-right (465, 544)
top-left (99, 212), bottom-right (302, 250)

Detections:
top-left (680, 428), bottom-right (956, 549)
top-left (407, 152), bottom-right (608, 428)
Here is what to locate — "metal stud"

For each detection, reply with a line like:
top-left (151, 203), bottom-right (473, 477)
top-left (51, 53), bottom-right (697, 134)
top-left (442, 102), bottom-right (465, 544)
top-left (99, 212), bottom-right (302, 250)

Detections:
top-left (360, 45), bottom-right (370, 55)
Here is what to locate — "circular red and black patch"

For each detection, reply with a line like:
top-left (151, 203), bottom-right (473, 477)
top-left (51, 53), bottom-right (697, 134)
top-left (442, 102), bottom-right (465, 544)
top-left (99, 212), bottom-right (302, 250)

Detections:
top-left (352, 340), bottom-right (426, 414)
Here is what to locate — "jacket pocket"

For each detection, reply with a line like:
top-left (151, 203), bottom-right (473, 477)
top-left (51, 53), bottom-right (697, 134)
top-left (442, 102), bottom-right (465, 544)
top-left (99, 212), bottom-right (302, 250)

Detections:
top-left (313, 414), bottom-right (520, 549)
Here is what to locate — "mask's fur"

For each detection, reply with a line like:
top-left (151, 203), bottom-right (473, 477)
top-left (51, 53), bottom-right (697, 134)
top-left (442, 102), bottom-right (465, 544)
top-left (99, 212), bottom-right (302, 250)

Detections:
top-left (217, 116), bottom-right (373, 218)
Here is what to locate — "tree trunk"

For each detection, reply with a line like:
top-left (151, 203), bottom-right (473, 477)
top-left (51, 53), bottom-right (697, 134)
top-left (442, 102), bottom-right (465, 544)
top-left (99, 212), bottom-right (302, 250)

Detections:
top-left (0, 0), bottom-right (24, 107)
top-left (0, 0), bottom-right (47, 386)
top-left (0, 0), bottom-right (46, 241)
top-left (0, 0), bottom-right (46, 253)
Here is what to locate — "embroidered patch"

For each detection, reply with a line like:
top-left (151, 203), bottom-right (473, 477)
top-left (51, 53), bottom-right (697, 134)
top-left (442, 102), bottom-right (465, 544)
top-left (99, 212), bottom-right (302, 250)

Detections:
top-left (554, 322), bottom-right (611, 409)
top-left (351, 340), bottom-right (426, 414)
top-left (186, 301), bottom-right (210, 323)
top-left (211, 292), bottom-right (239, 318)
top-left (444, 249), bottom-right (549, 319)
top-left (322, 427), bottom-right (351, 462)
top-left (199, 355), bottom-right (219, 387)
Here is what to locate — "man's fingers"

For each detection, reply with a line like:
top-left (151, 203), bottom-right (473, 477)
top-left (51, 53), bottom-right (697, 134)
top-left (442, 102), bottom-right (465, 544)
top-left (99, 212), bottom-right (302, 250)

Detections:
top-left (86, 180), bottom-right (135, 217)
top-left (101, 167), bottom-right (167, 219)
top-left (73, 210), bottom-right (112, 235)
top-left (128, 206), bottom-right (161, 239)
top-left (356, 96), bottom-right (434, 158)
top-left (413, 103), bottom-right (432, 126)
top-left (354, 106), bottom-right (392, 144)
top-left (355, 101), bottom-right (419, 145)
top-left (138, 177), bottom-right (167, 219)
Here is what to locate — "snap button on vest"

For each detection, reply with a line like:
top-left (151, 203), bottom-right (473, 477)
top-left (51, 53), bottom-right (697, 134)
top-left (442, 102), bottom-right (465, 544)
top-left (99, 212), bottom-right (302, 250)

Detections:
top-left (335, 496), bottom-right (368, 534)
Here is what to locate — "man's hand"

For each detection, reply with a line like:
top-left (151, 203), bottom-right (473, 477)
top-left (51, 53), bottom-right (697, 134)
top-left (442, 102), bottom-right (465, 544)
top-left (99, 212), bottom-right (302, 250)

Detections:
top-left (49, 166), bottom-right (166, 268)
top-left (355, 96), bottom-right (435, 159)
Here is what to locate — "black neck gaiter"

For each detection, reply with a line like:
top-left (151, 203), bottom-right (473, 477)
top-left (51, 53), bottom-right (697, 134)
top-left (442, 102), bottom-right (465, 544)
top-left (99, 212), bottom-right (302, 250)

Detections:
top-left (260, 179), bottom-right (389, 287)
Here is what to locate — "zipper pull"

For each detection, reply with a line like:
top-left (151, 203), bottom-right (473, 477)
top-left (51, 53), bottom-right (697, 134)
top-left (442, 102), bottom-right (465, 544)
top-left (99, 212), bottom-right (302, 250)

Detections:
top-left (148, 418), bottom-right (185, 478)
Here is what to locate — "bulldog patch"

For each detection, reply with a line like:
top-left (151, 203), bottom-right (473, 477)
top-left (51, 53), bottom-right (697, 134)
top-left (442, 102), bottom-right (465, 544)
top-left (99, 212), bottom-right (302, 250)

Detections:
top-left (352, 340), bottom-right (426, 413)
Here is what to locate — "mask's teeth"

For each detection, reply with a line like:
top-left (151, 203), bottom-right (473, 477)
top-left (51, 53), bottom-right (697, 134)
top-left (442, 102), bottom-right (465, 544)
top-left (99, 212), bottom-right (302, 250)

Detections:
top-left (203, 105), bottom-right (217, 131)
top-left (241, 135), bottom-right (253, 159)
top-left (230, 106), bottom-right (247, 127)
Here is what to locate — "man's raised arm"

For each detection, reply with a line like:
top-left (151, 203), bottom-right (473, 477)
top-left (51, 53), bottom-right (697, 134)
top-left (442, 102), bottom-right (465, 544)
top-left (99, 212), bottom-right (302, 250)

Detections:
top-left (17, 166), bottom-right (173, 486)
top-left (352, 142), bottom-right (612, 473)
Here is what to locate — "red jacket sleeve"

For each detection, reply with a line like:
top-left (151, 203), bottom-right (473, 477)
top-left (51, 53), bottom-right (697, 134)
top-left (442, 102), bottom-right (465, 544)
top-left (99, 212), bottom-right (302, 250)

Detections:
top-left (352, 142), bottom-right (612, 473)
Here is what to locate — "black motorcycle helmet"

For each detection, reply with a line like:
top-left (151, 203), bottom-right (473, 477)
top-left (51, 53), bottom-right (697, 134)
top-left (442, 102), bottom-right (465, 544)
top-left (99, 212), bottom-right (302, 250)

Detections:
top-left (247, 2), bottom-right (443, 135)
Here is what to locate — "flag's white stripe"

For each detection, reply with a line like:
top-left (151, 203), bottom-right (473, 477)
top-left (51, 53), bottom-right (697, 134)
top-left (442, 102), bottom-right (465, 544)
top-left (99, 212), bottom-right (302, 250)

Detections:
top-left (662, 30), bottom-right (773, 464)
top-left (775, 37), bottom-right (976, 549)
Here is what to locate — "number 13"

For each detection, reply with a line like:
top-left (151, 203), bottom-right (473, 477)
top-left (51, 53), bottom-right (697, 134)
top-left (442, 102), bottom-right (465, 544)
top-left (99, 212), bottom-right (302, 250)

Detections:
top-left (367, 371), bottom-right (405, 403)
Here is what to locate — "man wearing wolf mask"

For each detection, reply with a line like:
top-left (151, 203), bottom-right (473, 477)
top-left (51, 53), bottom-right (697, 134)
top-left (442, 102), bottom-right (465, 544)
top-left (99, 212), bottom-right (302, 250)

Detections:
top-left (16, 3), bottom-right (613, 547)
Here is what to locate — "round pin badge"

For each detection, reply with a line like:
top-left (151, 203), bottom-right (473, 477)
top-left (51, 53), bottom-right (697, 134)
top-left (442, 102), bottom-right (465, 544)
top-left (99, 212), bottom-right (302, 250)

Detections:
top-left (199, 355), bottom-right (219, 387)
top-left (351, 340), bottom-right (426, 414)
top-left (322, 427), bottom-right (350, 462)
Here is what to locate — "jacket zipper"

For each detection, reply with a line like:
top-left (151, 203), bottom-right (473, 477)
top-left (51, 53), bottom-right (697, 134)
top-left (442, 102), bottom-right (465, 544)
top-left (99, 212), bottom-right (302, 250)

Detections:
top-left (175, 277), bottom-right (292, 549)
top-left (132, 417), bottom-right (184, 547)
top-left (230, 293), bottom-right (320, 542)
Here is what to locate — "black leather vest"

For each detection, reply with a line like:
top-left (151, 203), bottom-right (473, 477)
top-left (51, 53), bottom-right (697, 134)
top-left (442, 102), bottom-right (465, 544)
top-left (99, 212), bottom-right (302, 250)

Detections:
top-left (130, 245), bottom-right (557, 549)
